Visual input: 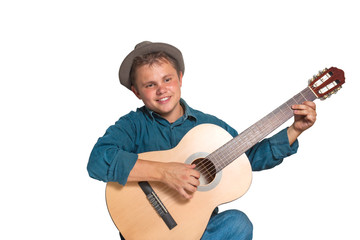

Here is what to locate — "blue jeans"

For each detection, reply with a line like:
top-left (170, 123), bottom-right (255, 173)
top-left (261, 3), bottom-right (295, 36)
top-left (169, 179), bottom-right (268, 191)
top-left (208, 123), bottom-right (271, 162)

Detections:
top-left (201, 209), bottom-right (253, 240)
top-left (119, 209), bottom-right (253, 240)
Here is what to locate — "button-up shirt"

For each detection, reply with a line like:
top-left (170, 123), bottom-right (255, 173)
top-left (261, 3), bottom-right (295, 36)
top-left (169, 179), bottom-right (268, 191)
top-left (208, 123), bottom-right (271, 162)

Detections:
top-left (87, 99), bottom-right (298, 185)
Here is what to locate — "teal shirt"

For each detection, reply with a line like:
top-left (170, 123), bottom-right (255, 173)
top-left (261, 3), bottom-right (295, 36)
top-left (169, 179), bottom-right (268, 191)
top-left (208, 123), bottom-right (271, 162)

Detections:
top-left (87, 99), bottom-right (298, 185)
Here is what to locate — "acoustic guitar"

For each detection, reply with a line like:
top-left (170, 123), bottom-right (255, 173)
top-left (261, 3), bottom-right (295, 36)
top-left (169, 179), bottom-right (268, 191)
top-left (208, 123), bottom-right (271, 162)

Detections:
top-left (106, 67), bottom-right (345, 240)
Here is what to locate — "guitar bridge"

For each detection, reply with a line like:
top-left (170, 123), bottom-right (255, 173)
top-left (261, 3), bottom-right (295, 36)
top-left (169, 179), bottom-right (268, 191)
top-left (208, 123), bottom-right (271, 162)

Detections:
top-left (138, 181), bottom-right (177, 230)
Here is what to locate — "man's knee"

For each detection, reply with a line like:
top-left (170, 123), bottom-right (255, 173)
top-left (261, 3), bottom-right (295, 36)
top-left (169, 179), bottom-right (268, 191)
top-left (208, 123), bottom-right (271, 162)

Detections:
top-left (227, 210), bottom-right (253, 239)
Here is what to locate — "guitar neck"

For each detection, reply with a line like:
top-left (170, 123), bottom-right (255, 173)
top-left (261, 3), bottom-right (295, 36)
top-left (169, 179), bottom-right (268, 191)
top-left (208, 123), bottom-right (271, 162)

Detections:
top-left (208, 86), bottom-right (317, 172)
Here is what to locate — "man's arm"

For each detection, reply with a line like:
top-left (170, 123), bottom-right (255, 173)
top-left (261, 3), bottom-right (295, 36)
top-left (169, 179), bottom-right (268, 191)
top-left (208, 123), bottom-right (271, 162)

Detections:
top-left (87, 116), bottom-right (200, 199)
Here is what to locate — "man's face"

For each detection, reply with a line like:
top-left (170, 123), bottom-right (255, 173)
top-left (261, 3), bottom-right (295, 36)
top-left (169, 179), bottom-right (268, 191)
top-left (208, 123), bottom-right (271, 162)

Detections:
top-left (131, 60), bottom-right (183, 123)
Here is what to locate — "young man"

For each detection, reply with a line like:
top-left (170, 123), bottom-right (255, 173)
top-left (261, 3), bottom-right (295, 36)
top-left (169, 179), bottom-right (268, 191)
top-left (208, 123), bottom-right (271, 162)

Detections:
top-left (87, 41), bottom-right (317, 240)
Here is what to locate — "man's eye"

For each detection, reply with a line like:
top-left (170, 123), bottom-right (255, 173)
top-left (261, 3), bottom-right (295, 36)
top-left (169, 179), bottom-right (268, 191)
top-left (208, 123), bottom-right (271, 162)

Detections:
top-left (165, 78), bottom-right (171, 82)
top-left (146, 84), bottom-right (154, 88)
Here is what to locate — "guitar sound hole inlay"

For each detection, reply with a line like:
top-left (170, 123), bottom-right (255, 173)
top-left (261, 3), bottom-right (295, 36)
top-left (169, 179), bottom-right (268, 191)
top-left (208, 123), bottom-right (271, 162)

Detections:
top-left (185, 152), bottom-right (222, 191)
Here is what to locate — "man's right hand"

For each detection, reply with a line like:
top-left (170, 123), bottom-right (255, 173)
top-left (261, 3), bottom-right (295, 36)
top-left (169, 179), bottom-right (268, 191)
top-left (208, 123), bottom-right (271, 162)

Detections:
top-left (160, 162), bottom-right (200, 199)
top-left (127, 159), bottom-right (201, 199)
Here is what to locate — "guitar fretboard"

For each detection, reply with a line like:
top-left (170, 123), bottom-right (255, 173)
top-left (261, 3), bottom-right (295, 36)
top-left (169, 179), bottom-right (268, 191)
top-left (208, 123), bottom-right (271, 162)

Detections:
top-left (207, 86), bottom-right (317, 172)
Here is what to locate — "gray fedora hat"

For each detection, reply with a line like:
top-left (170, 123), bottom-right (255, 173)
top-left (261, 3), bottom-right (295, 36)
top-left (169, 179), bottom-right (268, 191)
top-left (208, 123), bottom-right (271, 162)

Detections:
top-left (119, 41), bottom-right (185, 90)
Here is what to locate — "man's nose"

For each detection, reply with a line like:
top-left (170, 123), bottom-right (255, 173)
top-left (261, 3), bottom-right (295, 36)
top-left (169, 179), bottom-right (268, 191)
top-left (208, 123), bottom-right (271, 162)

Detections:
top-left (156, 84), bottom-right (166, 95)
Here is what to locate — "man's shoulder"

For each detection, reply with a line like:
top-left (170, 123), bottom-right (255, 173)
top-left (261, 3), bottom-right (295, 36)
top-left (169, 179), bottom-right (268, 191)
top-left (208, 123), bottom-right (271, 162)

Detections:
top-left (189, 105), bottom-right (226, 124)
top-left (190, 107), bottom-right (220, 121)
top-left (114, 106), bottom-right (149, 125)
top-left (187, 106), bottom-right (238, 137)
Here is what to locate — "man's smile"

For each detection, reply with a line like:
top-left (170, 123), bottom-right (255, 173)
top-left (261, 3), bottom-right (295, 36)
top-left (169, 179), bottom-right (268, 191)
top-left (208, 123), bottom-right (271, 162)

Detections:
top-left (157, 96), bottom-right (171, 103)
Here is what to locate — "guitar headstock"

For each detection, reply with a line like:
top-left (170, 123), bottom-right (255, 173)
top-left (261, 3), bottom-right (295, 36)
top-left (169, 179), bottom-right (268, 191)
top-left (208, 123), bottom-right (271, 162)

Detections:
top-left (308, 67), bottom-right (345, 100)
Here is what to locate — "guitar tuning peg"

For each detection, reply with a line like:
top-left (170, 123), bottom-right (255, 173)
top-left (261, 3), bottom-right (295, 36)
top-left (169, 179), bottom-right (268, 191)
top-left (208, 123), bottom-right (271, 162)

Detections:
top-left (322, 68), bottom-right (328, 73)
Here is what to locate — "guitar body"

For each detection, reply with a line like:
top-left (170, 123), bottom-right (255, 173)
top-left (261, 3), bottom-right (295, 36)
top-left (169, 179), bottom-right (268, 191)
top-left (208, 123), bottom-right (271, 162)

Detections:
top-left (106, 124), bottom-right (253, 240)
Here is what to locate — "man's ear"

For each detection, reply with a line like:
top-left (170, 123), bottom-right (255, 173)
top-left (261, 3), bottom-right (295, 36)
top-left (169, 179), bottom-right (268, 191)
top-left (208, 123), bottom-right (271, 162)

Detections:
top-left (179, 71), bottom-right (183, 87)
top-left (131, 85), bottom-right (142, 100)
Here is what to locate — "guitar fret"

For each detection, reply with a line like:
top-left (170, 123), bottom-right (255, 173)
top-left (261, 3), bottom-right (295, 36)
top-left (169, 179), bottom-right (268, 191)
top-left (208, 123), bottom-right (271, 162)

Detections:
top-left (212, 87), bottom-right (317, 172)
top-left (294, 92), bottom-right (306, 104)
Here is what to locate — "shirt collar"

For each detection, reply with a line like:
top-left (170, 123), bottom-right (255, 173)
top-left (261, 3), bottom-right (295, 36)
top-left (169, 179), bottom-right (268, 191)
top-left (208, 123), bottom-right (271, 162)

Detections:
top-left (142, 98), bottom-right (197, 122)
top-left (180, 98), bottom-right (197, 121)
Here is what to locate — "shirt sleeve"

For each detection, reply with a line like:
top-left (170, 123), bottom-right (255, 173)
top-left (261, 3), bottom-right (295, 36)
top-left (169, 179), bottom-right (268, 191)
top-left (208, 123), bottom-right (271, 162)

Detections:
top-left (246, 128), bottom-right (299, 171)
top-left (87, 115), bottom-right (139, 185)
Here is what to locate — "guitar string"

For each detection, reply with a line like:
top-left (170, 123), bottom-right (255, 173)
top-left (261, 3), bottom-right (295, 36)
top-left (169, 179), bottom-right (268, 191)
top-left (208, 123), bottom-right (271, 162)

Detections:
top-left (139, 72), bottom-right (341, 215)
top-left (152, 104), bottom-right (293, 201)
top-left (194, 112), bottom-right (288, 181)
top-left (192, 110), bottom-right (288, 180)
top-left (143, 72), bottom-right (343, 209)
top-left (144, 87), bottom-right (316, 199)
top-left (207, 87), bottom-right (316, 175)
top-left (190, 87), bottom-right (316, 182)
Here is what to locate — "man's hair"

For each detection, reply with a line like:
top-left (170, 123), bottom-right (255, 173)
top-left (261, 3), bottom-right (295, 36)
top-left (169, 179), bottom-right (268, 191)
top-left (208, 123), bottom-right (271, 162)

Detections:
top-left (129, 51), bottom-right (181, 88)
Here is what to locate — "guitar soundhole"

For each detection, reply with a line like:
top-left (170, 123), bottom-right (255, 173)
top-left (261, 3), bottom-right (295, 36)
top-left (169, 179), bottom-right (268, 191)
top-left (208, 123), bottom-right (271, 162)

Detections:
top-left (192, 158), bottom-right (216, 186)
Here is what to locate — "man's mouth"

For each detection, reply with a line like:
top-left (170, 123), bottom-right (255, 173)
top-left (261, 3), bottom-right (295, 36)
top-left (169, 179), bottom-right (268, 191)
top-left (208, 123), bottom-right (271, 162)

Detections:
top-left (157, 97), bottom-right (170, 102)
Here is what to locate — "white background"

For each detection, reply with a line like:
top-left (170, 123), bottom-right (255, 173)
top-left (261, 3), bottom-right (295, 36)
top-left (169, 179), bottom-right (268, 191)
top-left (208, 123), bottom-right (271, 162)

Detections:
top-left (1, 0), bottom-right (359, 239)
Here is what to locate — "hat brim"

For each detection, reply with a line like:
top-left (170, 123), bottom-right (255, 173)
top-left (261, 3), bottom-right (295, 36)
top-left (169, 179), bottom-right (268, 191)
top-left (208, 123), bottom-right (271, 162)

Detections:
top-left (119, 42), bottom-right (185, 90)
